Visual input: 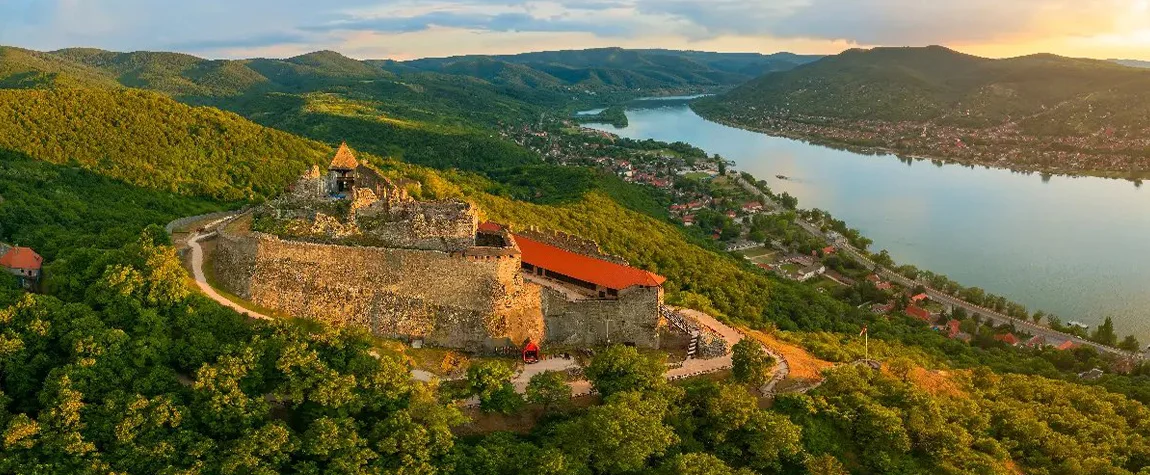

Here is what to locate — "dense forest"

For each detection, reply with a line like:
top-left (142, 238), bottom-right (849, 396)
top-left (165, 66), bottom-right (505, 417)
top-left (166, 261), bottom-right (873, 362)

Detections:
top-left (4, 43), bottom-right (1150, 473)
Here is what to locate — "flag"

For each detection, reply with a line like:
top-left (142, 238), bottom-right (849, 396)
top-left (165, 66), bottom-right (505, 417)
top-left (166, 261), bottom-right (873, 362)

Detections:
top-left (859, 325), bottom-right (867, 337)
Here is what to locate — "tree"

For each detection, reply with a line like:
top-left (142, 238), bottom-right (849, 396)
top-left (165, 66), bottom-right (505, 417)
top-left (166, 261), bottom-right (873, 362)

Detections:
top-left (731, 339), bottom-right (775, 388)
top-left (584, 345), bottom-right (664, 397)
top-left (886, 356), bottom-right (915, 383)
top-left (553, 391), bottom-right (677, 474)
top-left (805, 454), bottom-right (848, 475)
top-left (526, 371), bottom-right (570, 412)
top-left (466, 361), bottom-right (522, 414)
top-left (1032, 310), bottom-right (1045, 324)
top-left (659, 452), bottom-right (754, 475)
top-left (1092, 317), bottom-right (1119, 347)
top-left (1119, 335), bottom-right (1142, 353)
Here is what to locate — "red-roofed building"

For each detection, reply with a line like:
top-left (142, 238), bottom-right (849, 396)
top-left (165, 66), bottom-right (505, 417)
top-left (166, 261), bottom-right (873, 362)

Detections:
top-left (742, 201), bottom-right (763, 212)
top-left (875, 282), bottom-right (892, 291)
top-left (910, 293), bottom-right (928, 303)
top-left (1026, 335), bottom-right (1048, 348)
top-left (946, 319), bottom-right (961, 338)
top-left (1057, 340), bottom-right (1079, 351)
top-left (513, 233), bottom-right (664, 299)
top-left (906, 305), bottom-right (932, 322)
top-left (866, 274), bottom-right (882, 283)
top-left (822, 246), bottom-right (836, 256)
top-left (0, 246), bottom-right (42, 290)
top-left (995, 333), bottom-right (1020, 346)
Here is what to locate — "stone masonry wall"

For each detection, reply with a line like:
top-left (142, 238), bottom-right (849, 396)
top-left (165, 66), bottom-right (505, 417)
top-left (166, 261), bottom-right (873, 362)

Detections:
top-left (215, 223), bottom-right (543, 350)
top-left (540, 285), bottom-right (662, 348)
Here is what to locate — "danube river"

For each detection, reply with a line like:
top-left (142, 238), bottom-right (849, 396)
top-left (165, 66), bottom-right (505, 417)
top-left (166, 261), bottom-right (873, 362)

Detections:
top-left (586, 101), bottom-right (1150, 340)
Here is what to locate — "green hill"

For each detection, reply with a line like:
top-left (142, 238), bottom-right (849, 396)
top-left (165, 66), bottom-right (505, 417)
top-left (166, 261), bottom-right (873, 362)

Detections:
top-left (0, 86), bottom-right (330, 201)
top-left (695, 46), bottom-right (1150, 176)
top-left (376, 47), bottom-right (821, 95)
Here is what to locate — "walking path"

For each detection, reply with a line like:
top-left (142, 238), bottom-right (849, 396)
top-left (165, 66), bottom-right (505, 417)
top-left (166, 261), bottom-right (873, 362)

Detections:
top-left (177, 212), bottom-right (795, 406)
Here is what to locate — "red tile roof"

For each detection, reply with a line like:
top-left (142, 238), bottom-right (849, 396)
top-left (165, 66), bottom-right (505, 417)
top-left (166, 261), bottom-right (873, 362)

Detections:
top-left (329, 142), bottom-right (358, 170)
top-left (906, 305), bottom-right (931, 322)
top-left (947, 319), bottom-right (961, 338)
top-left (0, 247), bottom-right (42, 271)
top-left (995, 333), bottom-right (1020, 346)
top-left (910, 293), bottom-right (928, 302)
top-left (1057, 340), bottom-right (1079, 351)
top-left (512, 233), bottom-right (666, 290)
top-left (478, 221), bottom-right (504, 233)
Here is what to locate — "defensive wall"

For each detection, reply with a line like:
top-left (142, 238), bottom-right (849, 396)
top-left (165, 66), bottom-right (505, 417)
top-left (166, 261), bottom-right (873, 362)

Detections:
top-left (215, 216), bottom-right (543, 350)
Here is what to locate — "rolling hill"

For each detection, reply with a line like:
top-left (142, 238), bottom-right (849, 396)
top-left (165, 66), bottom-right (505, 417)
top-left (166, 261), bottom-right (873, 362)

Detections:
top-left (375, 47), bottom-right (822, 95)
top-left (694, 46), bottom-right (1150, 177)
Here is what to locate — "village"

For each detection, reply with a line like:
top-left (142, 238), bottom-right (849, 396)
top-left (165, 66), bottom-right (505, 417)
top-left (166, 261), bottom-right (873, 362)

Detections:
top-left (503, 119), bottom-right (1133, 376)
top-left (704, 106), bottom-right (1150, 179)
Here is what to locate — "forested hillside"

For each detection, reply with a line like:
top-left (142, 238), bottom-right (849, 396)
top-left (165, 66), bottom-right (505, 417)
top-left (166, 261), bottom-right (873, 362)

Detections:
top-left (695, 46), bottom-right (1150, 177)
top-left (379, 48), bottom-right (821, 94)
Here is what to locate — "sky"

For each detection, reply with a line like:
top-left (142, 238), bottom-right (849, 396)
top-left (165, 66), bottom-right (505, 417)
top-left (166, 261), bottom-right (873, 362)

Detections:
top-left (2, 0), bottom-right (1150, 60)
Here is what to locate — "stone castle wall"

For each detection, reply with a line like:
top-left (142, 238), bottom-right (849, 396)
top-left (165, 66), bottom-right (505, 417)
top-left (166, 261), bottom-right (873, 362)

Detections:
top-left (540, 285), bottom-right (663, 348)
top-left (215, 220), bottom-right (543, 350)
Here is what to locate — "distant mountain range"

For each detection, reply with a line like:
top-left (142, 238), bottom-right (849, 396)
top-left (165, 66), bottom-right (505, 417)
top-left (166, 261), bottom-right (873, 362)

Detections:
top-left (1111, 59), bottom-right (1150, 69)
top-left (694, 46), bottom-right (1150, 178)
top-left (373, 48), bottom-right (822, 93)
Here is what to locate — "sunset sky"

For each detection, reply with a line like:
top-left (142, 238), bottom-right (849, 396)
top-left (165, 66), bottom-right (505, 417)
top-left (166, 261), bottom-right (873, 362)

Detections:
top-left (2, 0), bottom-right (1150, 60)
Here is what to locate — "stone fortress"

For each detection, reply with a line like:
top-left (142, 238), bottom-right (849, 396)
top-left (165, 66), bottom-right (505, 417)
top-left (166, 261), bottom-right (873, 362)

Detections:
top-left (214, 143), bottom-right (670, 351)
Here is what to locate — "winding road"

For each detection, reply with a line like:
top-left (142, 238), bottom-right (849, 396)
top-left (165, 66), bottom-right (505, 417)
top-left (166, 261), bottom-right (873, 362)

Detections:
top-left (177, 214), bottom-right (793, 405)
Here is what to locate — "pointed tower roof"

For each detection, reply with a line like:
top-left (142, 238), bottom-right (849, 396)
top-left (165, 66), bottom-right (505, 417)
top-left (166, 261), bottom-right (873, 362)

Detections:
top-left (329, 142), bottom-right (358, 170)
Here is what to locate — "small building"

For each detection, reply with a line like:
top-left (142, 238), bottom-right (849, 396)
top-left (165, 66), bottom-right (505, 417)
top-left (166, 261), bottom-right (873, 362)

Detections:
top-left (822, 246), bottom-right (836, 256)
top-left (1026, 335), bottom-right (1048, 348)
top-left (1056, 340), bottom-right (1079, 351)
top-left (797, 263), bottom-right (825, 281)
top-left (910, 293), bottom-right (929, 303)
top-left (875, 281), bottom-right (893, 291)
top-left (906, 305), bottom-right (932, 322)
top-left (327, 142), bottom-right (359, 195)
top-left (1078, 368), bottom-right (1104, 381)
top-left (742, 201), bottom-right (763, 212)
top-left (871, 302), bottom-right (895, 314)
top-left (994, 333), bottom-right (1020, 346)
top-left (0, 246), bottom-right (43, 290)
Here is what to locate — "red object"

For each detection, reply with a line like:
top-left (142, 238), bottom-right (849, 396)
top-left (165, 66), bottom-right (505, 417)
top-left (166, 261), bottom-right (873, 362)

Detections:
top-left (513, 233), bottom-right (666, 290)
top-left (859, 324), bottom-right (867, 336)
top-left (522, 342), bottom-right (540, 363)
top-left (906, 305), bottom-right (931, 322)
top-left (910, 293), bottom-right (928, 303)
top-left (822, 246), bottom-right (836, 255)
top-left (0, 247), bottom-right (42, 271)
top-left (994, 333), bottom-right (1020, 346)
top-left (946, 320), bottom-right (961, 338)
top-left (478, 221), bottom-right (504, 233)
top-left (1057, 340), bottom-right (1079, 351)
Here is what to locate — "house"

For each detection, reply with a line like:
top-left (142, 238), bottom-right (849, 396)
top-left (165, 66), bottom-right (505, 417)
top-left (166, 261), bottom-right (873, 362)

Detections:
top-left (0, 246), bottom-right (43, 290)
top-left (946, 319), bottom-right (962, 338)
top-left (822, 246), bottom-right (836, 256)
top-left (797, 263), bottom-right (826, 281)
top-left (682, 215), bottom-right (695, 226)
top-left (994, 333), bottom-right (1021, 346)
top-left (725, 210), bottom-right (738, 219)
top-left (1056, 340), bottom-right (1079, 351)
top-left (875, 282), bottom-right (893, 291)
top-left (906, 305), bottom-right (932, 322)
top-left (1025, 335), bottom-right (1048, 348)
top-left (871, 302), bottom-right (895, 314)
top-left (1078, 368), bottom-right (1104, 381)
top-left (742, 201), bottom-right (763, 212)
top-left (866, 274), bottom-right (882, 283)
top-left (910, 293), bottom-right (929, 303)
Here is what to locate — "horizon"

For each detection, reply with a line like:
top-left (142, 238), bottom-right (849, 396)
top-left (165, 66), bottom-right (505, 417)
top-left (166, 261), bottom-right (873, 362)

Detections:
top-left (7, 43), bottom-right (1150, 64)
top-left (3, 1), bottom-right (1150, 61)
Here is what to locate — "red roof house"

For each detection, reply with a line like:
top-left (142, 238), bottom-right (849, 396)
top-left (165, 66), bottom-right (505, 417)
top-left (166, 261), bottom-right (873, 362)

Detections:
top-left (866, 274), bottom-right (881, 283)
top-left (822, 246), bottom-right (836, 255)
top-left (910, 293), bottom-right (929, 303)
top-left (946, 319), bottom-right (961, 338)
top-left (994, 333), bottom-right (1020, 346)
top-left (513, 233), bottom-right (666, 291)
top-left (1057, 340), bottom-right (1079, 351)
top-left (906, 305), bottom-right (932, 322)
top-left (0, 247), bottom-right (42, 272)
top-left (875, 282), bottom-right (892, 291)
top-left (0, 246), bottom-right (43, 290)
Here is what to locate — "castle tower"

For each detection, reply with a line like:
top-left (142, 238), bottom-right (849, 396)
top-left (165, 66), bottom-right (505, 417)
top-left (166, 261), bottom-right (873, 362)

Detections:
top-left (328, 142), bottom-right (359, 196)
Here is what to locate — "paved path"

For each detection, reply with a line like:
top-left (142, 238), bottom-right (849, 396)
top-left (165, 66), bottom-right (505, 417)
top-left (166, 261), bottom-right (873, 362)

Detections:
top-left (177, 212), bottom-right (792, 405)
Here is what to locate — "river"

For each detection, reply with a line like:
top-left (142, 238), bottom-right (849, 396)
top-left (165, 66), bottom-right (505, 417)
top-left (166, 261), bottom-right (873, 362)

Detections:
top-left (585, 100), bottom-right (1150, 340)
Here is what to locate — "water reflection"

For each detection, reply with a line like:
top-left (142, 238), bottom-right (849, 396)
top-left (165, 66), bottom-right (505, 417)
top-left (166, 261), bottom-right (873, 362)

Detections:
top-left (586, 104), bottom-right (1150, 339)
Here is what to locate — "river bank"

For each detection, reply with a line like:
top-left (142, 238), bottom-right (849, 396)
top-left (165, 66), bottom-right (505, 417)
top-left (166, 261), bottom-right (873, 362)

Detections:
top-left (690, 105), bottom-right (1150, 184)
top-left (584, 103), bottom-right (1150, 341)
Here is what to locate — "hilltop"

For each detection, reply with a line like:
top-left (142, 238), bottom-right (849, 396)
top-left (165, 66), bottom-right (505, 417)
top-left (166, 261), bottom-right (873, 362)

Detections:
top-left (375, 47), bottom-right (821, 99)
top-left (694, 45), bottom-right (1150, 178)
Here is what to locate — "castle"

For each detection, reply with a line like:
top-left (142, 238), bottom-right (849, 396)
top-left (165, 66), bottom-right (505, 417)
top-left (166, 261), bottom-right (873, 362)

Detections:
top-left (214, 143), bottom-right (667, 351)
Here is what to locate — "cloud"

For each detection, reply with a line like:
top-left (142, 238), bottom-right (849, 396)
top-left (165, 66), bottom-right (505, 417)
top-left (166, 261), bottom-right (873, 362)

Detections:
top-left (0, 0), bottom-right (1144, 59)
